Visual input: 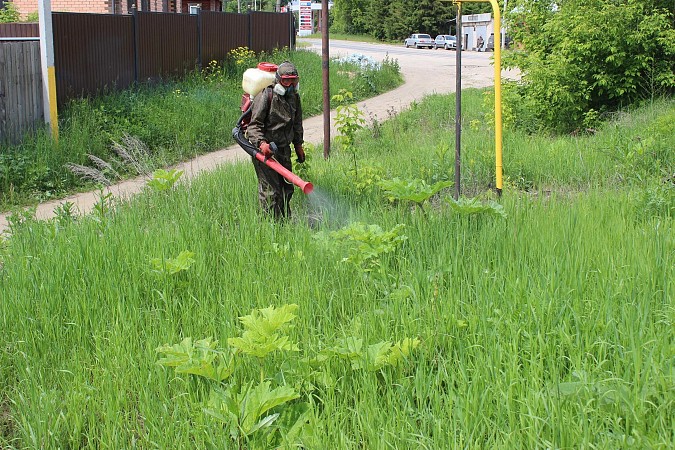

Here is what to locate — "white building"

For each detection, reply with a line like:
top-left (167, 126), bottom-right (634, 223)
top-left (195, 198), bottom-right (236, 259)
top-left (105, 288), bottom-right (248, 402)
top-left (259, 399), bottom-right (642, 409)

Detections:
top-left (461, 13), bottom-right (506, 51)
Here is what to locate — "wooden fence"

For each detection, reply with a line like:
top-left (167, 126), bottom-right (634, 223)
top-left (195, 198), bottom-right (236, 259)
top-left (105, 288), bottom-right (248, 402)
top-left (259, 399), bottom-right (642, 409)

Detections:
top-left (0, 23), bottom-right (40, 38)
top-left (0, 41), bottom-right (43, 145)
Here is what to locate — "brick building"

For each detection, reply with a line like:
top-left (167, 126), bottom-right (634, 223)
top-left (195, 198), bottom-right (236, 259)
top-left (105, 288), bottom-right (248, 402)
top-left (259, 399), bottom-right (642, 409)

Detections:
top-left (9, 0), bottom-right (222, 17)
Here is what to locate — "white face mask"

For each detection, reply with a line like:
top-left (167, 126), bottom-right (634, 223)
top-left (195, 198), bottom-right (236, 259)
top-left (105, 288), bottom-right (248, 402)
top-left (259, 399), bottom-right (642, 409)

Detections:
top-left (273, 83), bottom-right (286, 96)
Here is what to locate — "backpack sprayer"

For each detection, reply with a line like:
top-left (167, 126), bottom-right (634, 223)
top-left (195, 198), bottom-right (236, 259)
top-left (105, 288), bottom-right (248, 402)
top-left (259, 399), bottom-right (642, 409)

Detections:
top-left (232, 62), bottom-right (314, 195)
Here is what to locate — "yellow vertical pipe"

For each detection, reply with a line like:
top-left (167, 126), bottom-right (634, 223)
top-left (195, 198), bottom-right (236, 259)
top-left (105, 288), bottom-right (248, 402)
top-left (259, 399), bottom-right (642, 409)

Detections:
top-left (47, 66), bottom-right (59, 141)
top-left (455, 0), bottom-right (503, 193)
top-left (489, 0), bottom-right (502, 193)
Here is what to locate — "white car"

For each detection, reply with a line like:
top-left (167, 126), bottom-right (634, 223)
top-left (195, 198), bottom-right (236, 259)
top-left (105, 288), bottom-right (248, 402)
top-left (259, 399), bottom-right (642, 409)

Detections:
top-left (434, 35), bottom-right (457, 50)
top-left (404, 34), bottom-right (434, 49)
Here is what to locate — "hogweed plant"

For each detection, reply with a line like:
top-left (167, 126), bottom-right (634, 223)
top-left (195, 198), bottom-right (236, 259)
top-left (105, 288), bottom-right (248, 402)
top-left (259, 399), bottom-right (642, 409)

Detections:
top-left (156, 337), bottom-right (234, 382)
top-left (156, 304), bottom-right (311, 448)
top-left (328, 336), bottom-right (421, 372)
top-left (444, 196), bottom-right (508, 219)
top-left (156, 304), bottom-right (420, 448)
top-left (227, 304), bottom-right (300, 360)
top-left (150, 250), bottom-right (195, 275)
top-left (146, 168), bottom-right (184, 192)
top-left (378, 177), bottom-right (453, 212)
top-left (316, 222), bottom-right (407, 275)
top-left (204, 381), bottom-right (302, 445)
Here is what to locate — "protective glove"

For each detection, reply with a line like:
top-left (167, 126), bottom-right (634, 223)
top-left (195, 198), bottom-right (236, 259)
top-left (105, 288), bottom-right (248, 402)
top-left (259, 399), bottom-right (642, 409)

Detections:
top-left (259, 141), bottom-right (273, 158)
top-left (295, 145), bottom-right (305, 164)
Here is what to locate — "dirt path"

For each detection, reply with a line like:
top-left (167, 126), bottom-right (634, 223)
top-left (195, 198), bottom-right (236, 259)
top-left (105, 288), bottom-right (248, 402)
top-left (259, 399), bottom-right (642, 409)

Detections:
top-left (0, 40), bottom-right (518, 234)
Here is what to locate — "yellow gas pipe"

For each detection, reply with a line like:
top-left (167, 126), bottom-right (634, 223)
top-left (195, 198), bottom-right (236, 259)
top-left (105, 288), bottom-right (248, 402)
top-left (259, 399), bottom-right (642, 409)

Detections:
top-left (455, 0), bottom-right (503, 193)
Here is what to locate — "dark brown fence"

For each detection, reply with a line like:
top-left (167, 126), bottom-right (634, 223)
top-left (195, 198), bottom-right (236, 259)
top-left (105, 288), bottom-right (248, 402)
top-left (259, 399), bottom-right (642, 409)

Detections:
top-left (53, 13), bottom-right (135, 105)
top-left (250, 11), bottom-right (293, 54)
top-left (200, 11), bottom-right (248, 66)
top-left (51, 10), bottom-right (294, 107)
top-left (136, 12), bottom-right (198, 80)
top-left (0, 23), bottom-right (39, 38)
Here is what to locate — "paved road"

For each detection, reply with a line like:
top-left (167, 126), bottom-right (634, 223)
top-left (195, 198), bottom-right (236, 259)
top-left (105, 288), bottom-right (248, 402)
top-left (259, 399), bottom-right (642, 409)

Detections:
top-left (0, 39), bottom-right (517, 233)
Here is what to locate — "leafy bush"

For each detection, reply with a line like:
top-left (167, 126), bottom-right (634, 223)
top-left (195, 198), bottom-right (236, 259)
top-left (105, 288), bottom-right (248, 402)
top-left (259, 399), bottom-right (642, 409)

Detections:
top-left (504, 0), bottom-right (675, 133)
top-left (0, 3), bottom-right (20, 23)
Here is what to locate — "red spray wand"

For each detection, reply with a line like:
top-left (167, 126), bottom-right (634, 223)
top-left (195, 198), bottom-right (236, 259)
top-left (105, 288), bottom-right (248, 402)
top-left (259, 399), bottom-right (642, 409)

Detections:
top-left (232, 125), bottom-right (314, 195)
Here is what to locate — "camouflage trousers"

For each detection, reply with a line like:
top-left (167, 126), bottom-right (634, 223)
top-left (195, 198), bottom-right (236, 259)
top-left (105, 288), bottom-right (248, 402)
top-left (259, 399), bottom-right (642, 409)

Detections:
top-left (252, 146), bottom-right (294, 220)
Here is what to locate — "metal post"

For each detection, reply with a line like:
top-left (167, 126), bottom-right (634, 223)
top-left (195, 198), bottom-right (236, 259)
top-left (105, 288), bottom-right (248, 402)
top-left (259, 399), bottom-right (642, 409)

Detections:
top-left (490, 0), bottom-right (503, 195)
top-left (132, 5), bottom-right (139, 82)
top-left (321, 0), bottom-right (330, 159)
top-left (38, 0), bottom-right (58, 141)
top-left (453, 0), bottom-right (503, 196)
top-left (197, 8), bottom-right (202, 70)
top-left (454, 4), bottom-right (462, 200)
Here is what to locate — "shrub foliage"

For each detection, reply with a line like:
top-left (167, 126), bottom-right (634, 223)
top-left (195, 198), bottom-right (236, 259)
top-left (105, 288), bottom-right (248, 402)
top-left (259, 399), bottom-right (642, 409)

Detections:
top-left (503, 0), bottom-right (675, 133)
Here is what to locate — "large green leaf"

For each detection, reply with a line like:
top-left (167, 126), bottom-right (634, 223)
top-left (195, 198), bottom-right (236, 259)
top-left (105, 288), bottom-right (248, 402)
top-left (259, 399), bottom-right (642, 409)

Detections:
top-left (205, 381), bottom-right (300, 437)
top-left (379, 177), bottom-right (452, 204)
top-left (445, 197), bottom-right (508, 219)
top-left (227, 304), bottom-right (300, 358)
top-left (156, 337), bottom-right (233, 382)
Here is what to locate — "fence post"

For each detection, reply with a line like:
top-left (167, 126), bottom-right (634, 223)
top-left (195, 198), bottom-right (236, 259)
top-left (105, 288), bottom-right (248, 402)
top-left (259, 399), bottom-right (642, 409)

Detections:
top-left (289, 10), bottom-right (295, 50)
top-left (132, 6), bottom-right (139, 82)
top-left (197, 9), bottom-right (202, 70)
top-left (247, 11), bottom-right (252, 50)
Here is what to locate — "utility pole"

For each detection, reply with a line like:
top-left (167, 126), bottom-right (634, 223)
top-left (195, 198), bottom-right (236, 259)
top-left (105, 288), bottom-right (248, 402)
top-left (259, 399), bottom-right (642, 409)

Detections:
top-left (454, 5), bottom-right (461, 200)
top-left (322, 0), bottom-right (330, 158)
top-left (38, 0), bottom-right (58, 141)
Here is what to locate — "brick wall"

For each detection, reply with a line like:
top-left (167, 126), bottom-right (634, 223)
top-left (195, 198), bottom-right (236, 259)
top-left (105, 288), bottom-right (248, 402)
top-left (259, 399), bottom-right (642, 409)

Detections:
top-left (11, 0), bottom-right (176, 17)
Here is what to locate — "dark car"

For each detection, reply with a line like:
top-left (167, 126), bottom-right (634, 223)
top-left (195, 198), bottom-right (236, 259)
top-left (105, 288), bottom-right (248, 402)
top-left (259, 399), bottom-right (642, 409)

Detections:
top-left (486, 33), bottom-right (512, 51)
top-left (434, 35), bottom-right (457, 50)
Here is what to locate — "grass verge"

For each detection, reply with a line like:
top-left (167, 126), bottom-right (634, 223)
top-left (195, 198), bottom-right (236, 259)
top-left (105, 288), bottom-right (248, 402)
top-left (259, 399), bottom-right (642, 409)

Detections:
top-left (0, 90), bottom-right (672, 448)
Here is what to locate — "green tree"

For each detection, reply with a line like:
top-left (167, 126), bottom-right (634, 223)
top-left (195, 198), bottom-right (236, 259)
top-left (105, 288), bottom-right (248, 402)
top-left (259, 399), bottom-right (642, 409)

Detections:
top-left (332, 0), bottom-right (371, 34)
top-left (503, 0), bottom-right (675, 133)
top-left (0, 2), bottom-right (21, 23)
top-left (333, 0), bottom-right (488, 41)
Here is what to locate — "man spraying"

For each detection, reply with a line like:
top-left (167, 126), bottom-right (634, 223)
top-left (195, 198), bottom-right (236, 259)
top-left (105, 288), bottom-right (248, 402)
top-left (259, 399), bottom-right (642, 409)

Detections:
top-left (246, 61), bottom-right (306, 220)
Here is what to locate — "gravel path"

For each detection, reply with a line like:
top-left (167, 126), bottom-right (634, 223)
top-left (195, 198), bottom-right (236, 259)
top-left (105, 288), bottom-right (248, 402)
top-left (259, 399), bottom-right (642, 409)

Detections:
top-left (0, 39), bottom-right (518, 233)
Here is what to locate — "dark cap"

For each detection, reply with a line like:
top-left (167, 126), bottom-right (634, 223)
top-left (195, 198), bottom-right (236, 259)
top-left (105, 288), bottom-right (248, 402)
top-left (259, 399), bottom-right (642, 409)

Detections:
top-left (277, 61), bottom-right (298, 77)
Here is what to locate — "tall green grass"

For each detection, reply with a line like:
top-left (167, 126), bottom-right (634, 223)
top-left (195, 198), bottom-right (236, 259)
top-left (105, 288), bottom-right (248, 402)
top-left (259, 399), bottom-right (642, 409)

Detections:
top-left (0, 47), bottom-right (402, 212)
top-left (0, 92), bottom-right (672, 448)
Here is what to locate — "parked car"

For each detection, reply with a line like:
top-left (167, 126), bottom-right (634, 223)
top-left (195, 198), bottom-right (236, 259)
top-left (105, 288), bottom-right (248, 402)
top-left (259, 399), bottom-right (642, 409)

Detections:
top-left (486, 34), bottom-right (511, 51)
top-left (486, 34), bottom-right (495, 51)
top-left (434, 35), bottom-right (457, 50)
top-left (404, 34), bottom-right (434, 49)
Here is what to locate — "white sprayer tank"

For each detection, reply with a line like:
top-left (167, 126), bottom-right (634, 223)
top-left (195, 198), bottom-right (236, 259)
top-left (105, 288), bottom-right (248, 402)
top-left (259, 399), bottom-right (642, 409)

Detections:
top-left (242, 62), bottom-right (278, 97)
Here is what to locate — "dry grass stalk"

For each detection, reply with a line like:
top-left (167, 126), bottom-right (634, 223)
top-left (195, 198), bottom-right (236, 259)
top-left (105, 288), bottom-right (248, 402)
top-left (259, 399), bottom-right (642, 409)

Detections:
top-left (111, 134), bottom-right (152, 176)
top-left (64, 163), bottom-right (112, 186)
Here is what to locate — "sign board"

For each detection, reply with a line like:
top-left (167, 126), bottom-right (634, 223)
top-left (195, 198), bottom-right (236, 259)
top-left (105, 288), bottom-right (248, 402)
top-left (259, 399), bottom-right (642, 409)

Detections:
top-left (298, 1), bottom-right (312, 36)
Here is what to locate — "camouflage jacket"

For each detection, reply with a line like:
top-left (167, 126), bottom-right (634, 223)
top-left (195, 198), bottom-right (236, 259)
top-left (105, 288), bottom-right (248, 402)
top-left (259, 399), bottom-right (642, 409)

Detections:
top-left (246, 86), bottom-right (304, 150)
